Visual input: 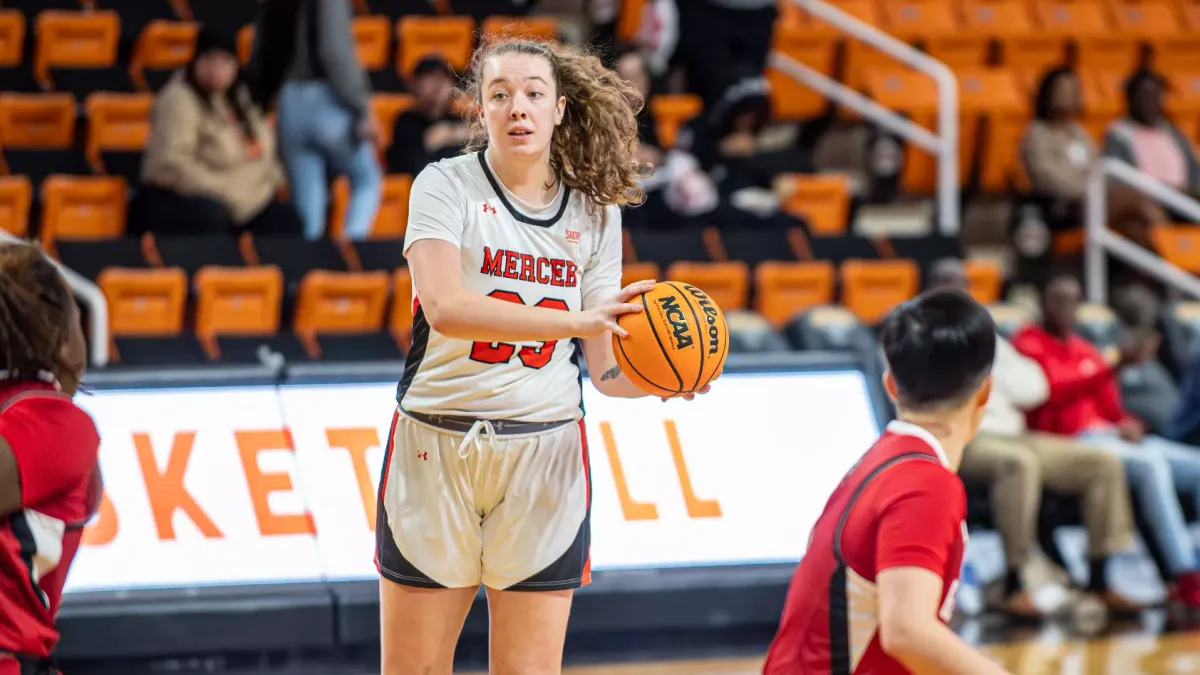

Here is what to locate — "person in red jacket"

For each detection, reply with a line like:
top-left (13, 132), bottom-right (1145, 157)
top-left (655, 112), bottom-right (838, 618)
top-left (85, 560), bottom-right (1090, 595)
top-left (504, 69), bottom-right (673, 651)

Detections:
top-left (0, 243), bottom-right (102, 675)
top-left (1014, 270), bottom-right (1200, 608)
top-left (765, 289), bottom-right (1011, 675)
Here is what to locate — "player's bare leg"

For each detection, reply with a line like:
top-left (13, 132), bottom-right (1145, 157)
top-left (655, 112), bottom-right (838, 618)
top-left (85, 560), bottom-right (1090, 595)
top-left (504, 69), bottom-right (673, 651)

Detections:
top-left (380, 581), bottom-right (476, 675)
top-left (485, 587), bottom-right (574, 675)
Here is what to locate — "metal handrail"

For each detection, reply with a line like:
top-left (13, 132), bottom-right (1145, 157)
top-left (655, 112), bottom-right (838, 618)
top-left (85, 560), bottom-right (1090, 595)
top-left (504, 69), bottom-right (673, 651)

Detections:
top-left (1084, 158), bottom-right (1200, 304)
top-left (0, 231), bottom-right (110, 367)
top-left (770, 0), bottom-right (960, 235)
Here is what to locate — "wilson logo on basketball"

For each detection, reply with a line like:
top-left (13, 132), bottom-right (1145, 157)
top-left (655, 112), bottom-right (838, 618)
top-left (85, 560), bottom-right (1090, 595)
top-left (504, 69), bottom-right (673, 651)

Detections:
top-left (565, 229), bottom-right (581, 243)
top-left (657, 295), bottom-right (693, 350)
top-left (685, 285), bottom-right (722, 356)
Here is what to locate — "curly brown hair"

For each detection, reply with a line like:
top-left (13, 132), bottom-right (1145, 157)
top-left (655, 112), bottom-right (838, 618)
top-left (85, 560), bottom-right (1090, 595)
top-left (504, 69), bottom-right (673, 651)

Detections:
top-left (462, 37), bottom-right (649, 208)
top-left (0, 242), bottom-right (78, 382)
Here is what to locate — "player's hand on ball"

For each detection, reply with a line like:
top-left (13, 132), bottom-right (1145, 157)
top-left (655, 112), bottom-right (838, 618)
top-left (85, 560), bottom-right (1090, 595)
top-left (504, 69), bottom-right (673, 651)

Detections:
top-left (577, 279), bottom-right (657, 339)
top-left (661, 383), bottom-right (712, 402)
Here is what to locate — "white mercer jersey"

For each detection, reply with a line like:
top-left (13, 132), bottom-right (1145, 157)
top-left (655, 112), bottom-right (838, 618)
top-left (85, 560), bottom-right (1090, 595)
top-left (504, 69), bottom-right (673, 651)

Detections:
top-left (398, 151), bottom-right (623, 422)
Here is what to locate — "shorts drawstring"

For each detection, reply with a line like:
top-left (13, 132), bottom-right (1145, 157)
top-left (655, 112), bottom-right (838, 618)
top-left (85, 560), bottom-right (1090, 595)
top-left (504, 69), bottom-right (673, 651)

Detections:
top-left (457, 419), bottom-right (498, 459)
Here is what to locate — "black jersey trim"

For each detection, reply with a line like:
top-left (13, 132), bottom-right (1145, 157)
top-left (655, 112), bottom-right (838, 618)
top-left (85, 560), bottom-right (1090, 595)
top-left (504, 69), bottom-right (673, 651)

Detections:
top-left (476, 150), bottom-right (572, 228)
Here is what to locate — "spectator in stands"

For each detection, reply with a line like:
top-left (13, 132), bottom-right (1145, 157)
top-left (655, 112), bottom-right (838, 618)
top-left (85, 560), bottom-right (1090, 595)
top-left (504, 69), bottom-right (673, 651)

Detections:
top-left (1103, 69), bottom-right (1200, 290)
top-left (1112, 284), bottom-right (1180, 436)
top-left (249, 0), bottom-right (383, 240)
top-left (614, 47), bottom-right (681, 229)
top-left (386, 55), bottom-right (469, 176)
top-left (1021, 67), bottom-right (1094, 224)
top-left (1168, 354), bottom-right (1200, 447)
top-left (673, 0), bottom-right (777, 109)
top-left (1016, 270), bottom-right (1200, 608)
top-left (929, 260), bottom-right (1141, 617)
top-left (132, 29), bottom-right (301, 237)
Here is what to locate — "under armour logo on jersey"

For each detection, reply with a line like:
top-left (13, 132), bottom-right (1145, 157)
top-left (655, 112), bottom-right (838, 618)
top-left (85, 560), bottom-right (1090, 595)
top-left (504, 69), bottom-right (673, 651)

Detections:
top-left (482, 204), bottom-right (497, 215)
top-left (565, 229), bottom-right (581, 243)
top-left (417, 450), bottom-right (428, 461)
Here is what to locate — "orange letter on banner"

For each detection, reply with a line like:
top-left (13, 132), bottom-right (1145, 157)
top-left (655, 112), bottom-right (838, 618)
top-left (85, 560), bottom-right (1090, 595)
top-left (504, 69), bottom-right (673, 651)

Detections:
top-left (599, 421), bottom-right (658, 521)
top-left (134, 432), bottom-right (224, 540)
top-left (235, 430), bottom-right (317, 537)
top-left (663, 420), bottom-right (722, 518)
top-left (325, 427), bottom-right (381, 530)
top-left (82, 492), bottom-right (118, 546)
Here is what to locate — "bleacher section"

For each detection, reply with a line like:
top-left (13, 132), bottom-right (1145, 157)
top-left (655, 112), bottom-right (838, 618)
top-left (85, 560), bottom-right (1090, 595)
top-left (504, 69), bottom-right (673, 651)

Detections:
top-left (2, 0), bottom-right (1200, 367)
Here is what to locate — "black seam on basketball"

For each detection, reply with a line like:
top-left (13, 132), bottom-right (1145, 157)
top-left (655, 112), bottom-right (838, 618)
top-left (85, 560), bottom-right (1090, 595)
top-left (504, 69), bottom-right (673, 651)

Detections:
top-left (704, 306), bottom-right (730, 389)
top-left (667, 282), bottom-right (704, 392)
top-left (641, 291), bottom-right (684, 393)
top-left (617, 324), bottom-right (675, 396)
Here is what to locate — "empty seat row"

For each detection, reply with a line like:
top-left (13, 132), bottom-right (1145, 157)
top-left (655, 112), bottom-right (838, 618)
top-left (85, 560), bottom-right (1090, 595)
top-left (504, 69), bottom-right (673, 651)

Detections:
top-left (0, 172), bottom-right (414, 243)
top-left (0, 9), bottom-right (564, 97)
top-left (619, 257), bottom-right (1003, 326)
top-left (100, 263), bottom-right (414, 365)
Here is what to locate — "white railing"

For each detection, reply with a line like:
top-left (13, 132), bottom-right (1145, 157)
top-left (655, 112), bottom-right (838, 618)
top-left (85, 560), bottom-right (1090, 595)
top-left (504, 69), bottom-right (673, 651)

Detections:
top-left (769, 0), bottom-right (960, 235)
top-left (1084, 158), bottom-right (1200, 305)
top-left (0, 231), bottom-right (110, 368)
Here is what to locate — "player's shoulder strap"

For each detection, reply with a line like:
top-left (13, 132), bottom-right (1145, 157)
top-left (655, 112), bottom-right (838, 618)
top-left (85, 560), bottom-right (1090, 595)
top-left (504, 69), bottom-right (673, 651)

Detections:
top-left (832, 451), bottom-right (942, 565)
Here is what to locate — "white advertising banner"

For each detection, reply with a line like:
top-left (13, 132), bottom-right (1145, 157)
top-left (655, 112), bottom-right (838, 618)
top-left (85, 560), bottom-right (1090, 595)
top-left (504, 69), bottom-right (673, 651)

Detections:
top-left (65, 370), bottom-right (881, 593)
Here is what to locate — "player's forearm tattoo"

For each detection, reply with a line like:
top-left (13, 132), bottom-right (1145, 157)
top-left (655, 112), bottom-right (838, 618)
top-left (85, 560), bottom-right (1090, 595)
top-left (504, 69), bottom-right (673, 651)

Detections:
top-left (600, 365), bottom-right (621, 381)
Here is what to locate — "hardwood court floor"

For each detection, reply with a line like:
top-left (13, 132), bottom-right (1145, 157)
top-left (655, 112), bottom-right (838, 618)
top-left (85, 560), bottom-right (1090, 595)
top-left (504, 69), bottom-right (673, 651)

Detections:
top-left (463, 630), bottom-right (1200, 675)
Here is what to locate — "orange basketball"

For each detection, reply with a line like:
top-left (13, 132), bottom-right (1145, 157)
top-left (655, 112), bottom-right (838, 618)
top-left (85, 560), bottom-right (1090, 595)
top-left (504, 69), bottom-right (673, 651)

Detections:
top-left (611, 281), bottom-right (729, 398)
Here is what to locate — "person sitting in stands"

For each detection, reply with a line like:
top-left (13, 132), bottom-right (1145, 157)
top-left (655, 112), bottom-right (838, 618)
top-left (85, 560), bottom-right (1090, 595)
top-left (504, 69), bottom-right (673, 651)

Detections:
top-left (928, 259), bottom-right (1141, 617)
top-left (1015, 270), bottom-right (1200, 608)
top-left (386, 55), bottom-right (469, 176)
top-left (133, 28), bottom-right (300, 237)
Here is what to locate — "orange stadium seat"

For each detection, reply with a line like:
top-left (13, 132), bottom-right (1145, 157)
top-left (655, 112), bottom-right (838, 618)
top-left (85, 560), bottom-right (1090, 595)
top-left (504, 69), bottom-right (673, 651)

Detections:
top-left (0, 10), bottom-right (24, 68)
top-left (353, 15), bottom-right (393, 71)
top-left (396, 16), bottom-right (475, 77)
top-left (861, 70), bottom-right (938, 192)
top-left (776, 173), bottom-right (851, 236)
top-left (1164, 72), bottom-right (1200, 143)
top-left (85, 93), bottom-right (152, 174)
top-left (370, 93), bottom-right (415, 150)
top-left (237, 24), bottom-right (254, 65)
top-left (39, 176), bottom-right (127, 250)
top-left (390, 267), bottom-right (415, 350)
top-left (839, 259), bottom-right (920, 325)
top-left (98, 267), bottom-right (188, 338)
top-left (0, 93), bottom-right (76, 148)
top-left (885, 0), bottom-right (968, 67)
top-left (331, 174), bottom-right (412, 239)
top-left (129, 21), bottom-right (197, 92)
top-left (1179, 0), bottom-right (1200, 32)
top-left (754, 261), bottom-right (836, 327)
top-left (960, 0), bottom-right (1035, 38)
top-left (664, 261), bottom-right (750, 311)
top-left (622, 261), bottom-right (661, 289)
top-left (766, 28), bottom-right (836, 120)
top-left (0, 176), bottom-right (32, 237)
top-left (194, 265), bottom-right (285, 360)
top-left (650, 95), bottom-right (702, 149)
top-left (617, 0), bottom-right (649, 43)
top-left (294, 271), bottom-right (391, 357)
top-left (480, 16), bottom-right (560, 41)
top-left (34, 11), bottom-right (120, 90)
top-left (959, 68), bottom-right (1027, 192)
top-left (1153, 225), bottom-right (1200, 274)
top-left (964, 259), bottom-right (1004, 304)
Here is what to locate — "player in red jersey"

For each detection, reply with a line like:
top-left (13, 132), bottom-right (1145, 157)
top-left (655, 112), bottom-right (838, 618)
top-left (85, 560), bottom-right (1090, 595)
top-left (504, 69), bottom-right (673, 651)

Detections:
top-left (0, 243), bottom-right (102, 675)
top-left (763, 289), bottom-right (1011, 675)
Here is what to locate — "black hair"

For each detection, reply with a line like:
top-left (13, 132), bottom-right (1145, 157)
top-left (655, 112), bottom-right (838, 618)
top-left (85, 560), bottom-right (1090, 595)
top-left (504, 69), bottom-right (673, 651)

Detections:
top-left (1033, 66), bottom-right (1080, 122)
top-left (1124, 69), bottom-right (1166, 121)
top-left (1037, 266), bottom-right (1082, 297)
top-left (0, 242), bottom-right (77, 382)
top-left (880, 289), bottom-right (996, 411)
top-left (185, 27), bottom-right (258, 141)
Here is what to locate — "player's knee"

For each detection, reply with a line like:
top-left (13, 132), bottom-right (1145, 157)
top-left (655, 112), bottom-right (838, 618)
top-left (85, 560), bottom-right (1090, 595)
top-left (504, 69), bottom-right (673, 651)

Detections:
top-left (1002, 449), bottom-right (1040, 482)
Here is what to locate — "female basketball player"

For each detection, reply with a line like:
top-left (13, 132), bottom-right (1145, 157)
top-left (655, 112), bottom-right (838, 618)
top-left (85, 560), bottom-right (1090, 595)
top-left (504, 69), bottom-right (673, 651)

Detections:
top-left (0, 242), bottom-right (102, 675)
top-left (377, 37), bottom-right (709, 674)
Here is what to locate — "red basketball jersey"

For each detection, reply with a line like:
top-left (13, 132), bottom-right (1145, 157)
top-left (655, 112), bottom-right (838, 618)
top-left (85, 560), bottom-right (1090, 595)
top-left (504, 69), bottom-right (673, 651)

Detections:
top-left (763, 421), bottom-right (968, 675)
top-left (0, 380), bottom-right (101, 672)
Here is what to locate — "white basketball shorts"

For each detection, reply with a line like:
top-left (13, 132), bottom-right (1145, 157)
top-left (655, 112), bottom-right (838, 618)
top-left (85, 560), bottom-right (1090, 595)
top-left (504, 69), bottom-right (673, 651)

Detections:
top-left (374, 408), bottom-right (593, 591)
